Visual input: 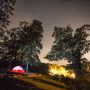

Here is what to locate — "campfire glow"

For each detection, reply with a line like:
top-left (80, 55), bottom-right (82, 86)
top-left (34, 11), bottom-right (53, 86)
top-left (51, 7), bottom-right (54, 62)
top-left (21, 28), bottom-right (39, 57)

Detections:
top-left (49, 65), bottom-right (75, 79)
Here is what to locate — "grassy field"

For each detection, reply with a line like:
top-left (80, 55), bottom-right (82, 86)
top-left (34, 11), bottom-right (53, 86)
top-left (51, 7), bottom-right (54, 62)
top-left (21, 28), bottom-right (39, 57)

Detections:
top-left (0, 73), bottom-right (90, 90)
top-left (15, 74), bottom-right (67, 90)
top-left (77, 72), bottom-right (90, 90)
top-left (0, 73), bottom-right (67, 90)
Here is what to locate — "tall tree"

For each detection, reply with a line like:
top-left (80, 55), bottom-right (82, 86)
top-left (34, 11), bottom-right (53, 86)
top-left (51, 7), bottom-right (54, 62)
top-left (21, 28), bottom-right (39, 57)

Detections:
top-left (0, 0), bottom-right (16, 68)
top-left (0, 0), bottom-right (16, 28)
top-left (45, 24), bottom-right (90, 75)
top-left (3, 28), bottom-right (22, 67)
top-left (3, 20), bottom-right (43, 69)
top-left (19, 20), bottom-right (43, 67)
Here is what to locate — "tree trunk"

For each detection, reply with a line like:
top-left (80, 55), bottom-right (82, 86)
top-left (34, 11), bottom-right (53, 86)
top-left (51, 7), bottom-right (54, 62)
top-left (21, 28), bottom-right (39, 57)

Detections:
top-left (75, 50), bottom-right (82, 76)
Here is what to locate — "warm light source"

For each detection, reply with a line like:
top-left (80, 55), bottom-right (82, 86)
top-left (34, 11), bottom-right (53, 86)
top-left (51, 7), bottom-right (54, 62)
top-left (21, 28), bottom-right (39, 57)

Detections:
top-left (50, 69), bottom-right (58, 75)
top-left (70, 72), bottom-right (76, 79)
top-left (49, 64), bottom-right (75, 79)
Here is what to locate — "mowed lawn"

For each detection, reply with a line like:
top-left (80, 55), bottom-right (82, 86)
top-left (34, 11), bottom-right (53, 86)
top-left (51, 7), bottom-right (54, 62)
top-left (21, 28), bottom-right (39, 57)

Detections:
top-left (0, 74), bottom-right (67, 90)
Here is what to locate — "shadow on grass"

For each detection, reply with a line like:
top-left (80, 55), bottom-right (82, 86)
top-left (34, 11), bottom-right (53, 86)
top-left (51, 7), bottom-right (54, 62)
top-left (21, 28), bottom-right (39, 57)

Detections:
top-left (78, 79), bottom-right (90, 90)
top-left (0, 77), bottom-right (42, 90)
top-left (31, 77), bottom-right (66, 89)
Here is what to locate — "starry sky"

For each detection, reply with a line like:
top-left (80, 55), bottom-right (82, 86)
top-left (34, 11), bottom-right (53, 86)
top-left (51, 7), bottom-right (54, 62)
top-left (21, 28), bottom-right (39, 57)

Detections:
top-left (10, 0), bottom-right (90, 65)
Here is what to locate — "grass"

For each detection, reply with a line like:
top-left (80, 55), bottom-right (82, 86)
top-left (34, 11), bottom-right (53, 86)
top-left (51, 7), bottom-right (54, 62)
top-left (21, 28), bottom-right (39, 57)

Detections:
top-left (63, 72), bottom-right (90, 90)
top-left (77, 72), bottom-right (90, 90)
top-left (0, 72), bottom-right (90, 90)
top-left (16, 74), bottom-right (67, 90)
top-left (0, 76), bottom-right (42, 90)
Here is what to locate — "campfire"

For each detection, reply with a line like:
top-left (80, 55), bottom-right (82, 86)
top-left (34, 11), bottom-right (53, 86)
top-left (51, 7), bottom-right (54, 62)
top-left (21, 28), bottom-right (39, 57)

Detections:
top-left (49, 65), bottom-right (75, 79)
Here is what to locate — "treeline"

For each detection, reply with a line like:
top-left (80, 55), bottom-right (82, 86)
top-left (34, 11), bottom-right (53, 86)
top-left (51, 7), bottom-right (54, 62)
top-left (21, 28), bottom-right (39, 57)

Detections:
top-left (0, 0), bottom-right (90, 75)
top-left (0, 0), bottom-right (43, 69)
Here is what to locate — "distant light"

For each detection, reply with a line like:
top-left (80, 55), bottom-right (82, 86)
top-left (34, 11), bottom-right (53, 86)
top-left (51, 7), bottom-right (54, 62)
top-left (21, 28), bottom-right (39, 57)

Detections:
top-left (50, 69), bottom-right (58, 75)
top-left (48, 65), bottom-right (76, 79)
top-left (70, 73), bottom-right (76, 79)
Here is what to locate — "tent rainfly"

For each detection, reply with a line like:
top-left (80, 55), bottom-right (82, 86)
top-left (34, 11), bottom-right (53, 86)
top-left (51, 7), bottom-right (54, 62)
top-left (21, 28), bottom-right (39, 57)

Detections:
top-left (10, 66), bottom-right (25, 74)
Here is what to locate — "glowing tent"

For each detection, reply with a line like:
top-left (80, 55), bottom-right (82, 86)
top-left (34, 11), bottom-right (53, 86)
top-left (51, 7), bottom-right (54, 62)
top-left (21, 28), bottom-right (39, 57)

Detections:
top-left (10, 66), bottom-right (25, 74)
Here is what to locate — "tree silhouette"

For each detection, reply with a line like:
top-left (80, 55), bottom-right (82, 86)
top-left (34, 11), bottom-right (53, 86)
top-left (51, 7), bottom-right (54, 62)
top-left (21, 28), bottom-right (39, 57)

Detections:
top-left (19, 20), bottom-right (43, 67)
top-left (2, 20), bottom-right (43, 69)
top-left (3, 28), bottom-right (22, 68)
top-left (0, 0), bottom-right (16, 68)
top-left (0, 0), bottom-right (16, 28)
top-left (45, 24), bottom-right (90, 75)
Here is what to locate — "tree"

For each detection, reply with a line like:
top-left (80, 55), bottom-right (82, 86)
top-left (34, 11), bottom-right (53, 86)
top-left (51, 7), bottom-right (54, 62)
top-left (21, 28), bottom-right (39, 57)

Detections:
top-left (3, 20), bottom-right (43, 70)
top-left (0, 0), bottom-right (16, 28)
top-left (19, 20), bottom-right (43, 72)
top-left (0, 0), bottom-right (16, 68)
top-left (45, 24), bottom-right (90, 75)
top-left (3, 28), bottom-right (22, 68)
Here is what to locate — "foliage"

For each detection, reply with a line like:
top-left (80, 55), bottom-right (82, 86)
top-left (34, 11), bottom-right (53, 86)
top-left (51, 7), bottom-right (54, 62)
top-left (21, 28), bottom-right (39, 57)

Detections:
top-left (18, 20), bottom-right (43, 66)
top-left (0, 0), bottom-right (16, 68)
top-left (45, 24), bottom-right (90, 74)
top-left (0, 20), bottom-right (43, 67)
top-left (0, 0), bottom-right (16, 28)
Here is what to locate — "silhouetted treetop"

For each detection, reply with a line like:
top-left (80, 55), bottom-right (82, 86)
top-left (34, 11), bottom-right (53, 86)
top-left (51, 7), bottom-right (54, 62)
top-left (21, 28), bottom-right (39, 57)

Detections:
top-left (45, 24), bottom-right (90, 74)
top-left (0, 0), bottom-right (16, 28)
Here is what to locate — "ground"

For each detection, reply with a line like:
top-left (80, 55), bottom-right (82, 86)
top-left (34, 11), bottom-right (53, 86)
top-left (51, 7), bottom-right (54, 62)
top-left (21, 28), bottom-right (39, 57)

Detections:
top-left (0, 73), bottom-right (90, 90)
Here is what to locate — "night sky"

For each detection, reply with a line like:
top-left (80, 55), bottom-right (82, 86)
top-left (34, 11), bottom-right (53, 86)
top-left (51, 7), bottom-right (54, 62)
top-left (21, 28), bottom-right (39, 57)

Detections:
top-left (10, 0), bottom-right (90, 65)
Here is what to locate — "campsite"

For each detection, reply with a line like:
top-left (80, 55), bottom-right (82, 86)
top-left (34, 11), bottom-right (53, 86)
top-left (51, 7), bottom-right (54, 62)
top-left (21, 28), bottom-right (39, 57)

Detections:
top-left (0, 0), bottom-right (90, 90)
top-left (0, 64), bottom-right (90, 90)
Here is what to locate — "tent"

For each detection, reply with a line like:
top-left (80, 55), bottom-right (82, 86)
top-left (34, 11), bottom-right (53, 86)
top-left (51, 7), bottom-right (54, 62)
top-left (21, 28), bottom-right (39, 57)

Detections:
top-left (10, 66), bottom-right (25, 74)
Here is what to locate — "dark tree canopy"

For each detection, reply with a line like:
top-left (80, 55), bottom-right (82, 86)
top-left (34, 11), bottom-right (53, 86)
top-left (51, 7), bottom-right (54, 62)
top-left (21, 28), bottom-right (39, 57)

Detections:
top-left (1, 20), bottom-right (43, 67)
top-left (0, 0), bottom-right (16, 28)
top-left (45, 24), bottom-right (90, 74)
top-left (45, 25), bottom-right (73, 61)
top-left (0, 0), bottom-right (16, 68)
top-left (19, 20), bottom-right (43, 66)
